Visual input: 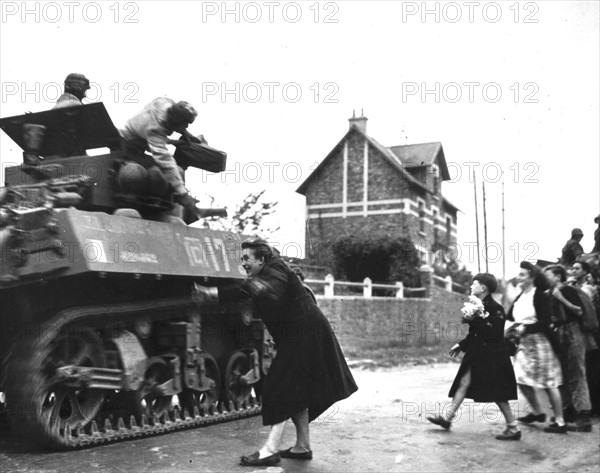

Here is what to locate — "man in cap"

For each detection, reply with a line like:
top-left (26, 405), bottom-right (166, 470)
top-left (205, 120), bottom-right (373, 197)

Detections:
top-left (561, 228), bottom-right (585, 267)
top-left (120, 97), bottom-right (205, 223)
top-left (53, 73), bottom-right (90, 109)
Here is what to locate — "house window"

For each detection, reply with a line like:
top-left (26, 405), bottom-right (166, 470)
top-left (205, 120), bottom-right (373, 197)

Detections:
top-left (433, 210), bottom-right (439, 242)
top-left (446, 216), bottom-right (452, 243)
top-left (419, 201), bottom-right (425, 233)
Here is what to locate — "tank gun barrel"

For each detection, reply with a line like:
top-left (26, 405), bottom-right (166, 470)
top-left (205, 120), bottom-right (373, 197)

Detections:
top-left (196, 207), bottom-right (228, 219)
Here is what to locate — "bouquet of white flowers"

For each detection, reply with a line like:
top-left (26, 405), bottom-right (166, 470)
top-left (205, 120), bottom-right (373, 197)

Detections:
top-left (460, 295), bottom-right (489, 322)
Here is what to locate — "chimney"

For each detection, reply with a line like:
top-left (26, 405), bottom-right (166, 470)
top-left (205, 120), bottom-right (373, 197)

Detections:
top-left (348, 109), bottom-right (368, 133)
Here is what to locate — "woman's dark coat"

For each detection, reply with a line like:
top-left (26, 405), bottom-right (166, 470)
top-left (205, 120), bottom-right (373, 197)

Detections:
top-left (448, 295), bottom-right (517, 402)
top-left (219, 258), bottom-right (358, 425)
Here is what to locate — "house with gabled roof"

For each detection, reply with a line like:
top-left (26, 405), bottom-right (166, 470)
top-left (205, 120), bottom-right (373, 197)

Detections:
top-left (296, 112), bottom-right (460, 267)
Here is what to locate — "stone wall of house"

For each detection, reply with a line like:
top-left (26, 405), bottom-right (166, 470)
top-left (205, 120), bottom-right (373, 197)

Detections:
top-left (304, 145), bottom-right (344, 207)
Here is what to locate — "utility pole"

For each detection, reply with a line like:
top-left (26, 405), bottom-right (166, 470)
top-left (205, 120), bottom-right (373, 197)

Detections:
top-left (482, 180), bottom-right (489, 272)
top-left (473, 170), bottom-right (481, 273)
top-left (502, 179), bottom-right (506, 280)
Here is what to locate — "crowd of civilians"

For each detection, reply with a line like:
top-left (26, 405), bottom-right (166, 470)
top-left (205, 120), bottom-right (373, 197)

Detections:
top-left (507, 258), bottom-right (599, 434)
top-left (427, 215), bottom-right (600, 439)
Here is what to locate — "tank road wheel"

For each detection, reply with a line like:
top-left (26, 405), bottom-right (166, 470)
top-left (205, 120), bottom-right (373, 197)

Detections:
top-left (125, 360), bottom-right (173, 424)
top-left (197, 355), bottom-right (221, 408)
top-left (221, 351), bottom-right (252, 407)
top-left (7, 327), bottom-right (106, 448)
top-left (180, 355), bottom-right (221, 416)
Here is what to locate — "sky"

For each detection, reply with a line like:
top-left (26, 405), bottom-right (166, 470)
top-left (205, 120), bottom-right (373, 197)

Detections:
top-left (1, 0), bottom-right (598, 279)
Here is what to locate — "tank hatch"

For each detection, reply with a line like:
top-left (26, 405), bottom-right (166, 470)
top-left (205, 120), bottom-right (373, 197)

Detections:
top-left (0, 103), bottom-right (122, 160)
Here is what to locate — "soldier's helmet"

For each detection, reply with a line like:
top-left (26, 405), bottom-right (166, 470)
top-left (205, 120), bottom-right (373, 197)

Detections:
top-left (64, 73), bottom-right (91, 92)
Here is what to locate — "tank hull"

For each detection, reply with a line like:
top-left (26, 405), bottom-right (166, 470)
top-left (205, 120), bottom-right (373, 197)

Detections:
top-left (0, 104), bottom-right (273, 449)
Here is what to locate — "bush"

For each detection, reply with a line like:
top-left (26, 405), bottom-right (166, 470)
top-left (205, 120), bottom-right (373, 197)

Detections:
top-left (332, 235), bottom-right (421, 288)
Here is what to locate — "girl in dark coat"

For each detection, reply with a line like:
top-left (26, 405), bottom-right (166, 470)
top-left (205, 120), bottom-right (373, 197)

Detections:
top-left (196, 239), bottom-right (358, 466)
top-left (426, 273), bottom-right (520, 440)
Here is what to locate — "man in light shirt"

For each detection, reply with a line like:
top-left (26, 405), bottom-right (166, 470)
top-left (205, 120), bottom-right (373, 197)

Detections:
top-left (120, 97), bottom-right (204, 223)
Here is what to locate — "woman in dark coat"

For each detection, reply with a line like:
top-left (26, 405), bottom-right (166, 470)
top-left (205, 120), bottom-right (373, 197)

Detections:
top-left (426, 273), bottom-right (520, 440)
top-left (196, 239), bottom-right (358, 466)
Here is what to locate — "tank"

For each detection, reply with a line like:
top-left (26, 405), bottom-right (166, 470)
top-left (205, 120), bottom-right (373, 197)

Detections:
top-left (0, 103), bottom-right (274, 449)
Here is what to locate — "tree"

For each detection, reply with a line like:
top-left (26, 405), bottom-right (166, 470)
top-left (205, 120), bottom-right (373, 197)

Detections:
top-left (448, 264), bottom-right (473, 289)
top-left (429, 241), bottom-right (472, 290)
top-left (198, 190), bottom-right (280, 238)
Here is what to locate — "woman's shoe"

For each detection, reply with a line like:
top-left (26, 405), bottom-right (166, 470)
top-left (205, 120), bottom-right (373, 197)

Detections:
top-left (279, 447), bottom-right (313, 460)
top-left (543, 423), bottom-right (568, 434)
top-left (517, 413), bottom-right (546, 423)
top-left (240, 451), bottom-right (281, 466)
top-left (426, 414), bottom-right (451, 430)
top-left (496, 429), bottom-right (521, 440)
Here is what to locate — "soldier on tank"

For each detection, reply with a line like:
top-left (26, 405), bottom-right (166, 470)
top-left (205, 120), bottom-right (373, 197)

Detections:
top-left (53, 73), bottom-right (90, 109)
top-left (120, 97), bottom-right (207, 224)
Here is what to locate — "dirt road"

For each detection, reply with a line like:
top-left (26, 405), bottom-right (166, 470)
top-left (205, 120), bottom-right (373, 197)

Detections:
top-left (1, 362), bottom-right (598, 472)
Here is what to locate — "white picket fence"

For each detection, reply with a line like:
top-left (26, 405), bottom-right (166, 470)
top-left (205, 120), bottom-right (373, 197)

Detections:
top-left (432, 274), bottom-right (458, 291)
top-left (305, 273), bottom-right (465, 298)
top-left (305, 274), bottom-right (419, 298)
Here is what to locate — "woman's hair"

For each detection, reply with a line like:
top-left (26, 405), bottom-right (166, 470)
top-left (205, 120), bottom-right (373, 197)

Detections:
top-left (473, 272), bottom-right (498, 293)
top-left (520, 261), bottom-right (550, 290)
top-left (544, 264), bottom-right (568, 283)
top-left (576, 260), bottom-right (591, 273)
top-left (241, 238), bottom-right (275, 261)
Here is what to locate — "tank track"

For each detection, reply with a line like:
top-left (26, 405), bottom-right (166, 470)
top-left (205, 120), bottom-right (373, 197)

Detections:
top-left (2, 295), bottom-right (262, 450)
top-left (57, 400), bottom-right (262, 449)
